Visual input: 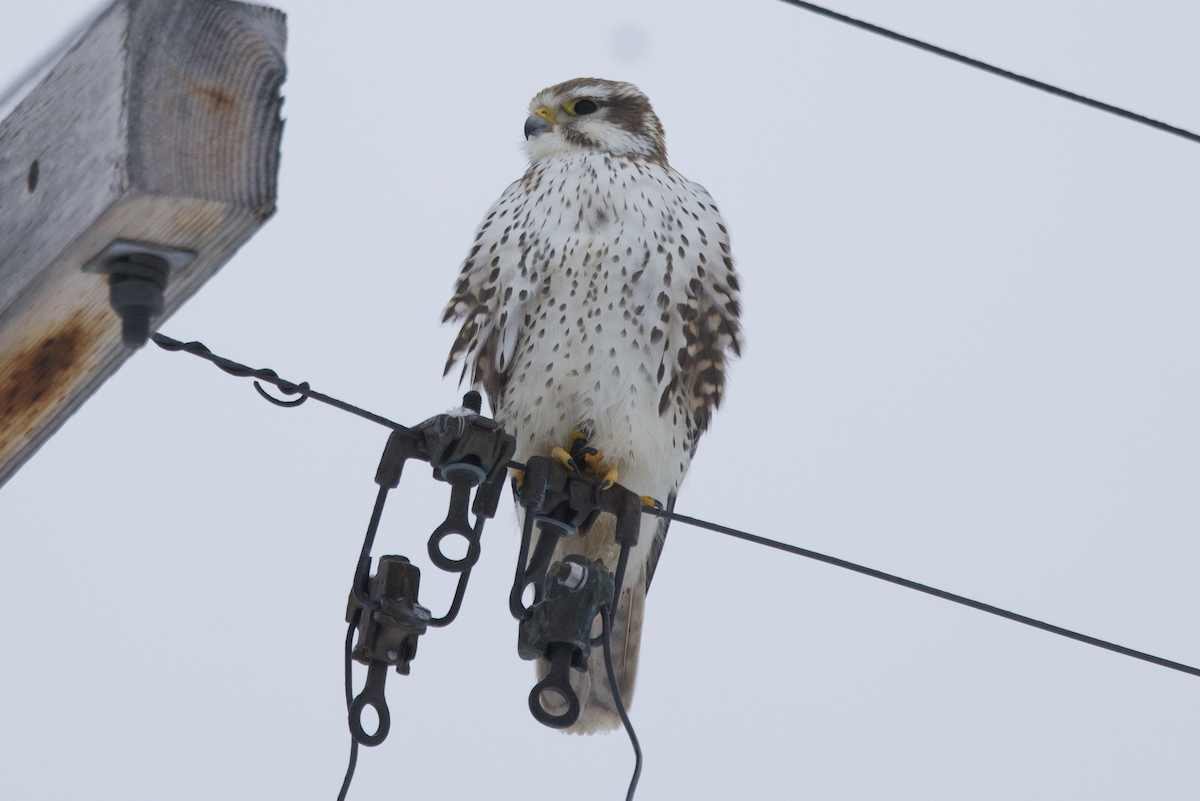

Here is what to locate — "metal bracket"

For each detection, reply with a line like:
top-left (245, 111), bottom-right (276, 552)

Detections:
top-left (340, 393), bottom-right (515, 750)
top-left (517, 455), bottom-right (644, 547)
top-left (510, 455), bottom-right (644, 617)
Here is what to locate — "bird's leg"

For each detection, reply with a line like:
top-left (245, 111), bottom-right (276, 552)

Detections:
top-left (597, 467), bottom-right (619, 492)
top-left (549, 446), bottom-right (577, 472)
top-left (548, 428), bottom-right (594, 474)
top-left (565, 428), bottom-right (619, 490)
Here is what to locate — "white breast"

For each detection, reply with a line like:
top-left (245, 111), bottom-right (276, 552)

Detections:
top-left (448, 150), bottom-right (735, 500)
top-left (494, 157), bottom-right (670, 495)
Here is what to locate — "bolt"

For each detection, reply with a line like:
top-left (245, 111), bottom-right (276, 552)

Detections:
top-left (106, 253), bottom-right (169, 349)
top-left (462, 390), bottom-right (482, 414)
top-left (387, 649), bottom-right (400, 661)
top-left (554, 561), bottom-right (588, 590)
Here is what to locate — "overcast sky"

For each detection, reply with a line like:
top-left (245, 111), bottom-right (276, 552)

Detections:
top-left (2, 0), bottom-right (1199, 798)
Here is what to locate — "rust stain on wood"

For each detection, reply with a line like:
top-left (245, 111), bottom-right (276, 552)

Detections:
top-left (0, 314), bottom-right (94, 451)
top-left (192, 80), bottom-right (236, 114)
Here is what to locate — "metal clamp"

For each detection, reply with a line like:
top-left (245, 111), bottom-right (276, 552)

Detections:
top-left (345, 555), bottom-right (431, 747)
top-left (509, 456), bottom-right (644, 619)
top-left (420, 392), bottom-right (516, 572)
top-left (520, 555), bottom-right (615, 729)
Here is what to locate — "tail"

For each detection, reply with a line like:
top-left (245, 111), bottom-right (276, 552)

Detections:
top-left (531, 502), bottom-right (667, 735)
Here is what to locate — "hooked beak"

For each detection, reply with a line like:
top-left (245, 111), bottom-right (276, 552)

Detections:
top-left (524, 106), bottom-right (556, 139)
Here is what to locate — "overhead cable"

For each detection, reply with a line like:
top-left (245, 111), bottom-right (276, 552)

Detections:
top-left (777, 0), bottom-right (1200, 146)
top-left (152, 333), bottom-right (1200, 684)
top-left (646, 505), bottom-right (1200, 679)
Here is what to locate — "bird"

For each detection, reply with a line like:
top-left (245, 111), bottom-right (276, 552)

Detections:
top-left (443, 78), bottom-right (742, 734)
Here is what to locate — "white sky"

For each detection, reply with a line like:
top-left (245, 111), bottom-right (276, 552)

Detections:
top-left (2, 1), bottom-right (1199, 798)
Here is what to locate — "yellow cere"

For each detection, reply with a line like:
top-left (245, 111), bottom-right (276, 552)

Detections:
top-left (534, 106), bottom-right (557, 124)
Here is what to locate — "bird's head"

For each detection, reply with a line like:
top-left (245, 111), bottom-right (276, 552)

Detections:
top-left (523, 78), bottom-right (666, 165)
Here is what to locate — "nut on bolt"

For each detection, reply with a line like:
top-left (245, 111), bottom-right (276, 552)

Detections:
top-left (552, 560), bottom-right (588, 590)
top-left (82, 240), bottom-right (196, 349)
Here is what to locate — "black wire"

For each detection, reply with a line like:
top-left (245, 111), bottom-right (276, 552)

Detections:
top-left (602, 605), bottom-right (642, 801)
top-left (338, 622), bottom-right (360, 801)
top-left (349, 485), bottom-right (392, 613)
top-left (153, 333), bottom-right (1200, 680)
top-left (509, 510), bottom-right (538, 621)
top-left (429, 569), bottom-right (471, 627)
top-left (645, 506), bottom-right (1200, 680)
top-left (611, 541), bottom-right (631, 618)
top-left (777, 0), bottom-right (1200, 146)
top-left (151, 334), bottom-right (407, 432)
top-left (359, 485), bottom-right (390, 564)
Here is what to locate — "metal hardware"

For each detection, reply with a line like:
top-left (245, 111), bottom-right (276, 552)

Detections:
top-left (520, 554), bottom-right (614, 729)
top-left (420, 398), bottom-right (516, 572)
top-left (345, 555), bottom-right (431, 745)
top-left (83, 240), bottom-right (195, 348)
top-left (509, 455), bottom-right (644, 621)
top-left (338, 392), bottom-right (515, 757)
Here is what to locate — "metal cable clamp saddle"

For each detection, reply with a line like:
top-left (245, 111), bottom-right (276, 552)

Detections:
top-left (345, 391), bottom-right (515, 748)
top-left (509, 455), bottom-right (643, 729)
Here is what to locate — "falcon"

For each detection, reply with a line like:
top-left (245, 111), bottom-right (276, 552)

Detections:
top-left (443, 78), bottom-right (742, 734)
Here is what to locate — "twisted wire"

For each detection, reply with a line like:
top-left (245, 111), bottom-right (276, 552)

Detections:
top-left (152, 334), bottom-right (407, 432)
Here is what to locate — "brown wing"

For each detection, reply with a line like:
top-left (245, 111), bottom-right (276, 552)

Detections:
top-left (442, 178), bottom-right (534, 409)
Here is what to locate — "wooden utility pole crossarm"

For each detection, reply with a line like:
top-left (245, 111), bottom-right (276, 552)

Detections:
top-left (0, 0), bottom-right (286, 488)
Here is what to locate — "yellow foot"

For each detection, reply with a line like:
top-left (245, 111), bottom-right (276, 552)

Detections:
top-left (549, 446), bottom-right (577, 472)
top-left (511, 468), bottom-right (524, 487)
top-left (641, 495), bottom-right (662, 510)
top-left (568, 428), bottom-right (602, 469)
top-left (568, 428), bottom-right (591, 455)
top-left (554, 429), bottom-right (620, 490)
top-left (599, 467), bottom-right (619, 491)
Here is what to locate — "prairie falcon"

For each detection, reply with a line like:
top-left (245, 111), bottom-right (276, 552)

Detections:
top-left (444, 78), bottom-right (743, 733)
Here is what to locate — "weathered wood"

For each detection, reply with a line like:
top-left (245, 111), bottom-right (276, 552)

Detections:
top-left (0, 0), bottom-right (286, 488)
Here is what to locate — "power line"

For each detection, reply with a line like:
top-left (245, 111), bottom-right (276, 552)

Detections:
top-left (152, 335), bottom-right (407, 431)
top-left (646, 505), bottom-right (1200, 679)
top-left (337, 622), bottom-right (360, 801)
top-left (777, 0), bottom-right (1200, 146)
top-left (152, 334), bottom-right (1200, 677)
top-left (152, 334), bottom-right (1200, 681)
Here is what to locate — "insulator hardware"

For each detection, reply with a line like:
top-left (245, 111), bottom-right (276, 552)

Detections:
top-left (341, 393), bottom-right (515, 753)
top-left (345, 555), bottom-right (431, 746)
top-left (509, 455), bottom-right (644, 620)
top-left (421, 393), bottom-right (516, 572)
top-left (145, 336), bottom-right (649, 799)
top-left (519, 554), bottom-right (615, 729)
top-left (363, 395), bottom-right (515, 574)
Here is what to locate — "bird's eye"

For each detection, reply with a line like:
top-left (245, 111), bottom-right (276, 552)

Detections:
top-left (565, 98), bottom-right (599, 116)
